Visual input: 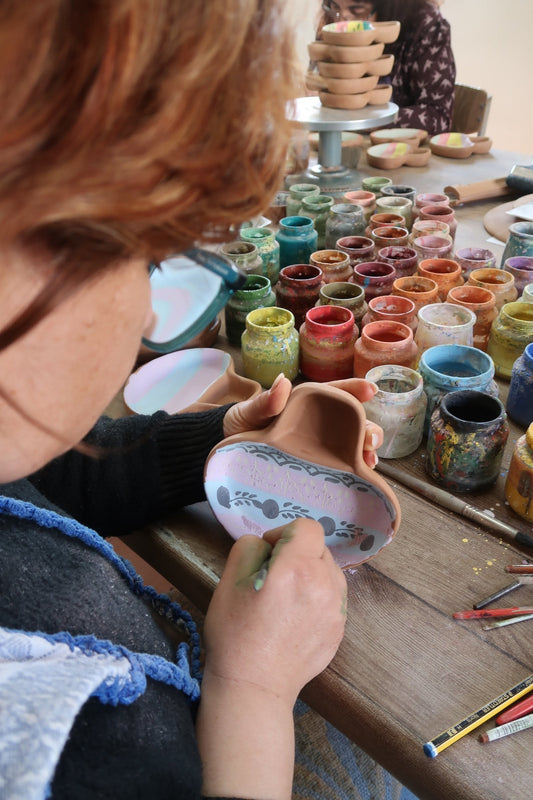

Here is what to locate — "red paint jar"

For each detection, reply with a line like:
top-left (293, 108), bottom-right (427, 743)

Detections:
top-left (275, 263), bottom-right (324, 330)
top-left (353, 320), bottom-right (418, 377)
top-left (299, 305), bottom-right (357, 381)
top-left (353, 261), bottom-right (397, 301)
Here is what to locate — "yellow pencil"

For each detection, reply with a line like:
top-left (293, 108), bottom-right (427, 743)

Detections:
top-left (423, 674), bottom-right (533, 757)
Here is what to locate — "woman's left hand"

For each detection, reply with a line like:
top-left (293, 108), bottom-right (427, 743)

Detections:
top-left (223, 374), bottom-right (383, 468)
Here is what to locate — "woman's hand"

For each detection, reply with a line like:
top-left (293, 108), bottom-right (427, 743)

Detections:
top-left (223, 373), bottom-right (383, 468)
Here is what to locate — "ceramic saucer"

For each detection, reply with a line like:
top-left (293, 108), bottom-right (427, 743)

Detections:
top-left (429, 133), bottom-right (492, 159)
top-left (367, 142), bottom-right (431, 169)
top-left (204, 382), bottom-right (401, 569)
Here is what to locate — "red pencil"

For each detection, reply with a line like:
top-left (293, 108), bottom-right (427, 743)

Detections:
top-left (453, 607), bottom-right (533, 620)
top-left (496, 693), bottom-right (533, 726)
top-left (505, 565), bottom-right (533, 574)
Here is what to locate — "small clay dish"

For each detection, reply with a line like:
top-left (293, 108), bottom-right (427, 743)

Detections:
top-left (204, 382), bottom-right (401, 569)
top-left (367, 84), bottom-right (393, 105)
top-left (370, 127), bottom-right (428, 147)
top-left (320, 74), bottom-right (379, 95)
top-left (124, 348), bottom-right (261, 415)
top-left (319, 90), bottom-right (370, 111)
top-left (321, 20), bottom-right (376, 47)
top-left (308, 41), bottom-right (385, 64)
top-left (371, 20), bottom-right (401, 44)
top-left (429, 132), bottom-right (492, 159)
top-left (317, 60), bottom-right (368, 79)
top-left (366, 53), bottom-right (395, 76)
top-left (367, 142), bottom-right (430, 169)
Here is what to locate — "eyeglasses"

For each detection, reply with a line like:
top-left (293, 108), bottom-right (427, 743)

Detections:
top-left (142, 247), bottom-right (247, 354)
top-left (322, 2), bottom-right (373, 21)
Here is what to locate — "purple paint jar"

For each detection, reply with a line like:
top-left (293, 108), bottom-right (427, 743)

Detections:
top-left (506, 342), bottom-right (533, 428)
top-left (352, 261), bottom-right (397, 301)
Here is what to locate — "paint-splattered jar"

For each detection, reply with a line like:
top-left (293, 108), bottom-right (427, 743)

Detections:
top-left (501, 221), bottom-right (533, 266)
top-left (301, 194), bottom-right (334, 249)
top-left (336, 235), bottom-right (375, 266)
top-left (316, 281), bottom-right (367, 328)
top-left (426, 390), bottom-right (509, 492)
top-left (310, 249), bottom-right (352, 284)
top-left (375, 195), bottom-right (413, 230)
top-left (325, 203), bottom-right (366, 249)
top-left (299, 305), bottom-right (357, 381)
top-left (275, 263), bottom-right (324, 330)
top-left (505, 423), bottom-right (533, 522)
top-left (241, 306), bottom-right (299, 387)
top-left (275, 216), bottom-right (318, 271)
top-left (409, 218), bottom-right (450, 243)
top-left (370, 225), bottom-right (410, 250)
top-left (446, 285), bottom-right (498, 351)
top-left (366, 212), bottom-right (404, 236)
top-left (381, 183), bottom-right (417, 207)
top-left (343, 190), bottom-right (376, 220)
top-left (523, 283), bottom-right (533, 304)
top-left (467, 267), bottom-right (517, 310)
top-left (414, 302), bottom-right (475, 362)
top-left (392, 276), bottom-right (440, 315)
top-left (414, 192), bottom-right (450, 220)
top-left (224, 275), bottom-right (276, 346)
top-left (361, 175), bottom-right (393, 197)
top-left (412, 233), bottom-right (453, 262)
top-left (487, 301), bottom-right (533, 379)
top-left (418, 204), bottom-right (457, 242)
top-left (352, 261), bottom-right (397, 301)
top-left (353, 320), bottom-right (418, 378)
top-left (503, 256), bottom-right (533, 297)
top-left (220, 241), bottom-right (263, 277)
top-left (506, 342), bottom-right (533, 428)
top-left (240, 227), bottom-right (280, 284)
top-left (417, 258), bottom-right (463, 301)
top-left (455, 248), bottom-right (497, 280)
top-left (361, 294), bottom-right (417, 332)
top-left (377, 246), bottom-right (418, 278)
top-left (286, 183), bottom-right (320, 217)
top-left (364, 365), bottom-right (427, 458)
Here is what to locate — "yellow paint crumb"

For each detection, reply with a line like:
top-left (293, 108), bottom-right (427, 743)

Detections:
top-left (462, 538), bottom-right (469, 543)
top-left (487, 560), bottom-right (494, 567)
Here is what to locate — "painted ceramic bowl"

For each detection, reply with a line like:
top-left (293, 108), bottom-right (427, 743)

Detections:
top-left (204, 382), bottom-right (401, 569)
top-left (124, 348), bottom-right (261, 415)
top-left (321, 20), bottom-right (376, 47)
top-left (366, 142), bottom-right (430, 170)
top-left (308, 41), bottom-right (385, 64)
top-left (429, 133), bottom-right (492, 159)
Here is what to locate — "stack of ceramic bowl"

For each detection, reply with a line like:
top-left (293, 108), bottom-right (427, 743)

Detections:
top-left (308, 20), bottom-right (399, 111)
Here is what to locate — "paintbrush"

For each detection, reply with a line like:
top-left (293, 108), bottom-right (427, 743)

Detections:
top-left (377, 461), bottom-right (533, 550)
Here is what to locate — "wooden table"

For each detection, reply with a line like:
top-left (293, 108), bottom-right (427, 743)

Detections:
top-left (118, 146), bottom-right (533, 800)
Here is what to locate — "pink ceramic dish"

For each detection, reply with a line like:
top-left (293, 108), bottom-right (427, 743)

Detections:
top-left (429, 133), bottom-right (492, 159)
top-left (124, 348), bottom-right (261, 415)
top-left (204, 382), bottom-right (401, 569)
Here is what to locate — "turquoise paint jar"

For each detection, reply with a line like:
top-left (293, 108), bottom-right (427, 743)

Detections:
top-left (275, 216), bottom-right (318, 271)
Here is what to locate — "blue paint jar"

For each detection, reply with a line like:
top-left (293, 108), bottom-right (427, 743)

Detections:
top-left (418, 344), bottom-right (498, 435)
top-left (506, 342), bottom-right (533, 428)
top-left (275, 216), bottom-right (318, 271)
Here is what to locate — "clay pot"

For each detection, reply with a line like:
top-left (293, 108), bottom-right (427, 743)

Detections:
top-left (392, 276), bottom-right (440, 314)
top-left (454, 247), bottom-right (496, 278)
top-left (354, 320), bottom-right (418, 377)
top-left (371, 225), bottom-right (410, 249)
top-left (310, 249), bottom-right (353, 283)
top-left (336, 235), bottom-right (375, 266)
top-left (361, 294), bottom-right (417, 331)
top-left (467, 267), bottom-right (518, 310)
top-left (377, 246), bottom-right (418, 278)
top-left (446, 285), bottom-right (498, 351)
top-left (352, 261), bottom-right (397, 300)
top-left (417, 258), bottom-right (464, 301)
top-left (204, 380), bottom-right (401, 569)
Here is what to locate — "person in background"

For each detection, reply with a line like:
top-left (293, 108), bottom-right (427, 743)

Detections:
top-left (316, 0), bottom-right (456, 134)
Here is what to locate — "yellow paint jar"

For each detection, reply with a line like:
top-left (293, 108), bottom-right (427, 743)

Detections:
top-left (505, 423), bottom-right (533, 523)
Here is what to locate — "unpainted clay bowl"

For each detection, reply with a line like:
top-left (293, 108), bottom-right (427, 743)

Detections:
top-left (319, 90), bottom-right (370, 111)
top-left (308, 40), bottom-right (385, 64)
top-left (320, 74), bottom-right (379, 95)
top-left (370, 127), bottom-right (428, 147)
top-left (429, 132), bottom-right (492, 159)
top-left (367, 84), bottom-right (393, 105)
top-left (366, 53), bottom-right (395, 76)
top-left (124, 348), bottom-right (262, 415)
top-left (367, 142), bottom-right (430, 169)
top-left (318, 60), bottom-right (368, 79)
top-left (321, 20), bottom-right (376, 47)
top-left (203, 382), bottom-right (401, 569)
top-left (371, 20), bottom-right (401, 44)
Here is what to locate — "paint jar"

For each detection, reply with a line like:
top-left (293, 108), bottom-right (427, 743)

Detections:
top-left (414, 192), bottom-right (450, 220)
top-left (286, 183), bottom-right (320, 217)
top-left (523, 284), bottom-right (533, 304)
top-left (275, 263), bottom-right (324, 330)
top-left (418, 204), bottom-right (457, 242)
top-left (418, 344), bottom-right (497, 434)
top-left (310, 249), bottom-right (352, 284)
top-left (446, 285), bottom-right (498, 351)
top-left (241, 306), bottom-right (299, 387)
top-left (336, 235), bottom-right (375, 266)
top-left (299, 305), bottom-right (357, 381)
top-left (467, 267), bottom-right (517, 310)
top-left (275, 216), bottom-right (318, 271)
top-left (455, 247), bottom-right (497, 279)
top-left (325, 203), bottom-right (366, 249)
top-left (426, 390), bottom-right (509, 492)
top-left (417, 258), bottom-right (463, 301)
top-left (501, 221), bottom-right (533, 266)
top-left (225, 274), bottom-right (276, 346)
top-left (381, 183), bottom-right (417, 207)
top-left (364, 365), bottom-right (427, 458)
top-left (505, 423), bottom-right (533, 523)
top-left (239, 227), bottom-right (281, 284)
top-left (487, 301), bottom-right (533, 379)
top-left (415, 303), bottom-right (475, 362)
top-left (371, 225), bottom-right (410, 250)
top-left (503, 256), bottom-right (533, 297)
top-left (506, 342), bottom-right (533, 428)
top-left (353, 320), bottom-right (418, 378)
top-left (361, 175), bottom-right (393, 197)
top-left (352, 261), bottom-right (397, 301)
top-left (377, 246), bottom-right (418, 278)
top-left (301, 194), bottom-right (335, 249)
top-left (366, 212), bottom-right (405, 237)
top-left (316, 281), bottom-right (367, 329)
top-left (412, 233), bottom-right (453, 262)
top-left (392, 275), bottom-right (440, 315)
top-left (375, 195), bottom-right (413, 230)
top-left (343, 190), bottom-right (376, 221)
top-left (409, 218), bottom-right (450, 243)
top-left (361, 294), bottom-right (417, 332)
top-left (220, 241), bottom-right (263, 277)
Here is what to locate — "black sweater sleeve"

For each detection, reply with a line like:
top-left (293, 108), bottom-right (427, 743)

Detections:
top-left (28, 406), bottom-right (230, 536)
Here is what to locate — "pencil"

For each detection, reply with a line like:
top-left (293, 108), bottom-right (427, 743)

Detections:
top-left (505, 564), bottom-right (533, 574)
top-left (479, 712), bottom-right (533, 743)
top-left (496, 692), bottom-right (533, 725)
top-left (423, 673), bottom-right (533, 757)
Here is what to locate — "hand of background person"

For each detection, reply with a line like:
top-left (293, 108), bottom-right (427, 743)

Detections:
top-left (223, 373), bottom-right (383, 468)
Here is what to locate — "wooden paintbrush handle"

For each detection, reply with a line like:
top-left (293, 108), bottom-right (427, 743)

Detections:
top-left (444, 177), bottom-right (514, 204)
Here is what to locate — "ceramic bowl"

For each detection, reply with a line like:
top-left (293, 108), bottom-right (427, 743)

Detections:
top-left (368, 84), bottom-right (393, 105)
top-left (429, 132), bottom-right (492, 159)
top-left (124, 348), bottom-right (262, 415)
top-left (319, 90), bottom-right (370, 110)
top-left (320, 74), bottom-right (379, 95)
top-left (321, 20), bottom-right (376, 47)
top-left (308, 41), bottom-right (385, 64)
top-left (367, 53), bottom-right (395, 76)
top-left (371, 20), bottom-right (401, 44)
top-left (370, 127), bottom-right (428, 147)
top-left (367, 142), bottom-right (430, 169)
top-left (204, 382), bottom-right (401, 569)
top-left (317, 60), bottom-right (368, 79)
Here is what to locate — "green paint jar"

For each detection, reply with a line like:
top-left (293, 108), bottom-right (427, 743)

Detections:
top-left (224, 275), bottom-right (276, 346)
top-left (239, 227), bottom-right (280, 285)
top-left (241, 306), bottom-right (299, 387)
